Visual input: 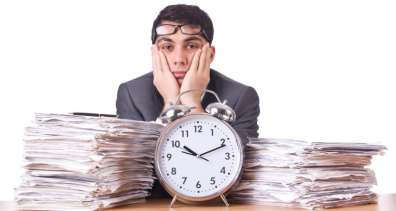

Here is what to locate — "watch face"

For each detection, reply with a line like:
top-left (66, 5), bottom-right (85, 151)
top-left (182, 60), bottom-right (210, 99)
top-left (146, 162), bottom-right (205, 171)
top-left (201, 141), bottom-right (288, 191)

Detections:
top-left (155, 114), bottom-right (243, 201)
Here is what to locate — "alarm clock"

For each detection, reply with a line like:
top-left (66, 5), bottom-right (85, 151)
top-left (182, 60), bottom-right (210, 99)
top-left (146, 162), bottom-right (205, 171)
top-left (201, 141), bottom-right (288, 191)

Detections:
top-left (154, 89), bottom-right (244, 207)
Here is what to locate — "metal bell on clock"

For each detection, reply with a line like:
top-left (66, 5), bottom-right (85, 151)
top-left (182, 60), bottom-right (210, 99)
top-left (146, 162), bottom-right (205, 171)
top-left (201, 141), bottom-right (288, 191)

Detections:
top-left (205, 100), bottom-right (236, 123)
top-left (158, 103), bottom-right (194, 125)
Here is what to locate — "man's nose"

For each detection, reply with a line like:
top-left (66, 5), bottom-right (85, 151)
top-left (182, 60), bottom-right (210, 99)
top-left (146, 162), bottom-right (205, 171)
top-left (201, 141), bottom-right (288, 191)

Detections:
top-left (173, 46), bottom-right (187, 67)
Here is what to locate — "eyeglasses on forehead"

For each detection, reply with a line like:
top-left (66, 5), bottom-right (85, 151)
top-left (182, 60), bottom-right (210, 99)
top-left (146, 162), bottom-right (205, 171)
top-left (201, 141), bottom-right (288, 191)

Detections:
top-left (154, 24), bottom-right (209, 42)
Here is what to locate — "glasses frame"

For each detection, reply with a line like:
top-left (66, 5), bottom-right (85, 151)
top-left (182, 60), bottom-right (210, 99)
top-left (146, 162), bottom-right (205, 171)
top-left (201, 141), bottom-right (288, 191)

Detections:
top-left (153, 24), bottom-right (210, 43)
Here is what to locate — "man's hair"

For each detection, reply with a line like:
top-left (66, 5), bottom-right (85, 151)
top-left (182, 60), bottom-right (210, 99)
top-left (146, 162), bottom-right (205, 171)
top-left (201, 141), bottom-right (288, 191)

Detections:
top-left (151, 4), bottom-right (214, 44)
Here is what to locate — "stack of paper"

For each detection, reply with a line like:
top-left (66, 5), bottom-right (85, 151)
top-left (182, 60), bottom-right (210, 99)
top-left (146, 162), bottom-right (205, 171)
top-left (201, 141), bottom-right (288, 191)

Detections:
top-left (229, 138), bottom-right (386, 209)
top-left (15, 113), bottom-right (163, 211)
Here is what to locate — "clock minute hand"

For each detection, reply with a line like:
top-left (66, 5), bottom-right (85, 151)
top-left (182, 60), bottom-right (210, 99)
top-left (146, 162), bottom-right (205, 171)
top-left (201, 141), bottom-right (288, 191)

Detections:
top-left (199, 144), bottom-right (226, 157)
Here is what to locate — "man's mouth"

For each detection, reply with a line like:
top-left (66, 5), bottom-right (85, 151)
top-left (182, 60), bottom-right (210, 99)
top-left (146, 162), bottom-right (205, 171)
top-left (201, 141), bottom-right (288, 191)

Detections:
top-left (173, 71), bottom-right (186, 79)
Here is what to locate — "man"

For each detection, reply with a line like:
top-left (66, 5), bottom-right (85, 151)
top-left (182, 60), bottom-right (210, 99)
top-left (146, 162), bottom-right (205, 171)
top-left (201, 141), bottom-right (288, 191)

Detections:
top-left (116, 4), bottom-right (260, 197)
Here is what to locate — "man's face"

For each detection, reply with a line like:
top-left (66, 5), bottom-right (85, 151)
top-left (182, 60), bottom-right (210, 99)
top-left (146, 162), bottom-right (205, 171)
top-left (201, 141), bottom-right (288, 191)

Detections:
top-left (155, 21), bottom-right (215, 85)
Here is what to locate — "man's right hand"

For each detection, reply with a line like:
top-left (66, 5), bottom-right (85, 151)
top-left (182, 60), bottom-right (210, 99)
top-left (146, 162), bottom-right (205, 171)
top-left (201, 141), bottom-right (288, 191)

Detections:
top-left (152, 45), bottom-right (180, 111)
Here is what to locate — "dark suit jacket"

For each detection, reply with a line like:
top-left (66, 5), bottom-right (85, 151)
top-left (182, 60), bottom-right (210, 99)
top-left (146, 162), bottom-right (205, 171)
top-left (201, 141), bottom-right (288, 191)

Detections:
top-left (116, 69), bottom-right (260, 197)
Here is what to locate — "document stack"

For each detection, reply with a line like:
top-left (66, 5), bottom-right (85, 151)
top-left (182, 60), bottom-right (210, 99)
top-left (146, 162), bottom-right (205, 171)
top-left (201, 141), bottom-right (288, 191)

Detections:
top-left (15, 113), bottom-right (163, 211)
top-left (229, 138), bottom-right (386, 209)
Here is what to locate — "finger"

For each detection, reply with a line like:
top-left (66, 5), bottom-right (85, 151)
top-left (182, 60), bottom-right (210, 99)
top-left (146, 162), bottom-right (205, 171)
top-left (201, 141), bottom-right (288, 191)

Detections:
top-left (203, 44), bottom-right (212, 73)
top-left (158, 50), bottom-right (172, 73)
top-left (198, 43), bottom-right (208, 72)
top-left (189, 49), bottom-right (202, 72)
top-left (152, 45), bottom-right (162, 73)
top-left (199, 43), bottom-right (210, 73)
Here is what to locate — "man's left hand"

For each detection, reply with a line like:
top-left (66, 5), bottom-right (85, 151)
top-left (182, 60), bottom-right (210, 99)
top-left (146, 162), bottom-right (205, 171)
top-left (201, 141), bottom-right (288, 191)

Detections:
top-left (180, 43), bottom-right (213, 113)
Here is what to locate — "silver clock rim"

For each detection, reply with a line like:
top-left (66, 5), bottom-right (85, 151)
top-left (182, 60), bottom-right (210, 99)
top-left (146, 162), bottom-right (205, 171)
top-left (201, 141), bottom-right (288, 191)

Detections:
top-left (154, 113), bottom-right (244, 203)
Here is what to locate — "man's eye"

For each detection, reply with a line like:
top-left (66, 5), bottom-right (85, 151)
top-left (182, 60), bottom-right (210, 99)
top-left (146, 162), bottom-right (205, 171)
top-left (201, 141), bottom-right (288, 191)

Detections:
top-left (187, 43), bottom-right (199, 49)
top-left (161, 44), bottom-right (173, 50)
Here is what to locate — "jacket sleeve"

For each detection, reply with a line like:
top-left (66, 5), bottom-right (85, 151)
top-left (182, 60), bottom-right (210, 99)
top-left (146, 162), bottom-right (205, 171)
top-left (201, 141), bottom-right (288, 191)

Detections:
top-left (116, 83), bottom-right (144, 120)
top-left (231, 86), bottom-right (260, 145)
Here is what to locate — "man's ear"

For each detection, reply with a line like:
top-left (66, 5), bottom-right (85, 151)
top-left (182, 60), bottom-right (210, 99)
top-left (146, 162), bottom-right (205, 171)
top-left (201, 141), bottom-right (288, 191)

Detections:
top-left (209, 45), bottom-right (216, 62)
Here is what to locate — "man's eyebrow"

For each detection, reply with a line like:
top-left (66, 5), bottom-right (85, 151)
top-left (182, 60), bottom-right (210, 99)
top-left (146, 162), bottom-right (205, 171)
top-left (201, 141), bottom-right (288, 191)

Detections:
top-left (157, 37), bottom-right (174, 43)
top-left (157, 36), bottom-right (205, 43)
top-left (183, 37), bottom-right (204, 42)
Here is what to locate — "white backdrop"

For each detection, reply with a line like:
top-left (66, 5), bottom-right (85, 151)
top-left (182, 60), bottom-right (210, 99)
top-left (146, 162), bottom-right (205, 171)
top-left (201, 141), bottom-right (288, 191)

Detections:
top-left (1, 0), bottom-right (395, 200)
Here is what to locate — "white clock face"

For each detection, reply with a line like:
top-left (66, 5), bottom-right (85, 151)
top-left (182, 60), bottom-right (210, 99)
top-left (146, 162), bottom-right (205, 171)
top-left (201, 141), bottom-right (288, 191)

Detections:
top-left (156, 114), bottom-right (243, 199)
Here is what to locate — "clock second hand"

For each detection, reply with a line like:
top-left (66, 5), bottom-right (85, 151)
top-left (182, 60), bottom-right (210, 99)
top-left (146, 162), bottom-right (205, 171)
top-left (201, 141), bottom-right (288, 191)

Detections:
top-left (182, 146), bottom-right (209, 162)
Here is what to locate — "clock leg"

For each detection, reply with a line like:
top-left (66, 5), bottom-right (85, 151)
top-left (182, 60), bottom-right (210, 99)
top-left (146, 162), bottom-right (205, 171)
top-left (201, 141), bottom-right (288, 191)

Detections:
top-left (220, 194), bottom-right (230, 207)
top-left (169, 195), bottom-right (177, 208)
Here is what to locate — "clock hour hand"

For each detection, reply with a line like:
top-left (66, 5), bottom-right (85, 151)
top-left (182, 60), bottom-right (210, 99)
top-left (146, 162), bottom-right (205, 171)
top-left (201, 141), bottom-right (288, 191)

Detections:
top-left (181, 151), bottom-right (196, 157)
top-left (183, 146), bottom-right (198, 156)
top-left (182, 146), bottom-right (209, 162)
top-left (199, 144), bottom-right (226, 157)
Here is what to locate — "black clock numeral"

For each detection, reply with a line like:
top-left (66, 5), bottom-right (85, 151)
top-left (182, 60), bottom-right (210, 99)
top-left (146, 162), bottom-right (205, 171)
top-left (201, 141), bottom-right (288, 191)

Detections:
top-left (182, 176), bottom-right (187, 184)
top-left (181, 130), bottom-right (189, 138)
top-left (220, 138), bottom-right (226, 145)
top-left (171, 167), bottom-right (176, 175)
top-left (196, 181), bottom-right (201, 188)
top-left (210, 177), bottom-right (216, 185)
top-left (166, 153), bottom-right (172, 161)
top-left (220, 166), bottom-right (226, 174)
top-left (194, 125), bottom-right (203, 133)
top-left (171, 140), bottom-right (180, 148)
top-left (211, 128), bottom-right (214, 136)
top-left (225, 152), bottom-right (231, 160)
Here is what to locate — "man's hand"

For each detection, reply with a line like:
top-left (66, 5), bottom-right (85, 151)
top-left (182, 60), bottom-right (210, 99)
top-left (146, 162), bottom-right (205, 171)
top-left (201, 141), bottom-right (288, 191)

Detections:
top-left (152, 43), bottom-right (213, 113)
top-left (152, 45), bottom-right (180, 111)
top-left (180, 43), bottom-right (213, 113)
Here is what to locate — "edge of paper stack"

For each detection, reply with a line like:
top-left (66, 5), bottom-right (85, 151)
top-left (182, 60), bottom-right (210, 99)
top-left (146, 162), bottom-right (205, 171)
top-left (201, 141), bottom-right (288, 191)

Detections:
top-left (15, 113), bottom-right (164, 211)
top-left (228, 137), bottom-right (386, 210)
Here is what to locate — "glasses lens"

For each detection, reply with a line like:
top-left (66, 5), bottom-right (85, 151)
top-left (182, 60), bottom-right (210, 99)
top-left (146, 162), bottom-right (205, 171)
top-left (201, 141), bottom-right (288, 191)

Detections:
top-left (155, 24), bottom-right (203, 36)
top-left (181, 24), bottom-right (202, 35)
top-left (156, 25), bottom-right (176, 35)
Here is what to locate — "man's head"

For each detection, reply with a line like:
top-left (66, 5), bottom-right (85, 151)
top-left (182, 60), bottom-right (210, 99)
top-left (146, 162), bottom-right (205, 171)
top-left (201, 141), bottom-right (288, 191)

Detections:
top-left (151, 4), bottom-right (214, 45)
top-left (151, 4), bottom-right (215, 85)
